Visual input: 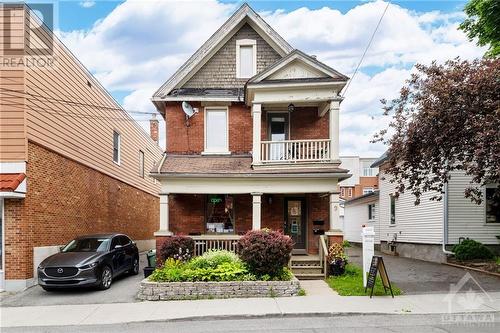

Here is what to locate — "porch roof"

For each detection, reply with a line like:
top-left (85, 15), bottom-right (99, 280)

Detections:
top-left (152, 155), bottom-right (350, 179)
top-left (0, 173), bottom-right (25, 191)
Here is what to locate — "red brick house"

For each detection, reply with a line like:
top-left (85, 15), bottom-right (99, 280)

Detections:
top-left (0, 5), bottom-right (162, 291)
top-left (150, 4), bottom-right (350, 258)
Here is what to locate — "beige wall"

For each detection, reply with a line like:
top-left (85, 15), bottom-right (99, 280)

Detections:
top-left (0, 5), bottom-right (162, 196)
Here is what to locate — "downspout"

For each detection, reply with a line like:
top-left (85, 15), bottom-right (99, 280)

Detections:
top-left (442, 182), bottom-right (454, 255)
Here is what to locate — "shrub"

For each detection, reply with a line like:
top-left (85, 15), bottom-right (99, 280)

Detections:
top-left (187, 250), bottom-right (240, 270)
top-left (452, 239), bottom-right (495, 261)
top-left (149, 258), bottom-right (184, 282)
top-left (237, 229), bottom-right (293, 277)
top-left (158, 236), bottom-right (194, 264)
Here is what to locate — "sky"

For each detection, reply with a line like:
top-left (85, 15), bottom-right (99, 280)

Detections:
top-left (41, 0), bottom-right (485, 157)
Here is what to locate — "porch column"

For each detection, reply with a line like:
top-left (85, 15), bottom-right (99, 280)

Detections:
top-left (252, 192), bottom-right (262, 230)
top-left (154, 194), bottom-right (172, 236)
top-left (329, 100), bottom-right (340, 161)
top-left (252, 103), bottom-right (262, 165)
top-left (326, 191), bottom-right (343, 244)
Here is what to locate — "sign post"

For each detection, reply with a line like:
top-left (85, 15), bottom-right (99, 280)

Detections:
top-left (361, 226), bottom-right (375, 288)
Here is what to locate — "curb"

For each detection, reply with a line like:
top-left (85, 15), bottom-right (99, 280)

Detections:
top-left (443, 262), bottom-right (500, 278)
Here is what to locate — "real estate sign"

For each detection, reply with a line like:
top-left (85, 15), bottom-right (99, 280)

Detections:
top-left (361, 226), bottom-right (375, 288)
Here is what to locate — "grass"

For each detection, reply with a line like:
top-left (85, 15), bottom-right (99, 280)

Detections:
top-left (495, 257), bottom-right (500, 265)
top-left (326, 264), bottom-right (402, 296)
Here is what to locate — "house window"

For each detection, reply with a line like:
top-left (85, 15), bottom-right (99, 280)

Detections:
top-left (340, 188), bottom-right (345, 198)
top-left (363, 187), bottom-right (374, 195)
top-left (236, 39), bottom-right (256, 78)
top-left (204, 108), bottom-right (228, 153)
top-left (139, 150), bottom-right (145, 178)
top-left (368, 204), bottom-right (376, 220)
top-left (112, 130), bottom-right (121, 164)
top-left (206, 195), bottom-right (234, 234)
top-left (347, 188), bottom-right (353, 198)
top-left (390, 195), bottom-right (396, 224)
top-left (363, 167), bottom-right (377, 177)
top-left (485, 187), bottom-right (499, 223)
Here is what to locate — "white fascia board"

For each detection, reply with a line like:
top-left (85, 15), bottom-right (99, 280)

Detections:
top-left (0, 162), bottom-right (26, 174)
top-left (0, 192), bottom-right (26, 198)
top-left (159, 176), bottom-right (339, 194)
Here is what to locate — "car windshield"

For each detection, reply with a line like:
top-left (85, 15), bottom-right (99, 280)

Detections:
top-left (62, 238), bottom-right (110, 253)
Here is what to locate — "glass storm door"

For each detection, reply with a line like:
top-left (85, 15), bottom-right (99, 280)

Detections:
top-left (285, 198), bottom-right (306, 251)
top-left (268, 113), bottom-right (289, 161)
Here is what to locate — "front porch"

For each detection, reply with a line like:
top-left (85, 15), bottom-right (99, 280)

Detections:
top-left (155, 192), bottom-right (342, 256)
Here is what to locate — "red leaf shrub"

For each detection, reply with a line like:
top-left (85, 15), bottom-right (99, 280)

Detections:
top-left (159, 236), bottom-right (194, 265)
top-left (237, 229), bottom-right (293, 277)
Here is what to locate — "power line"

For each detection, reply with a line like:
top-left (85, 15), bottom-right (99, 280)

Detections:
top-left (341, 1), bottom-right (390, 98)
top-left (0, 87), bottom-right (159, 116)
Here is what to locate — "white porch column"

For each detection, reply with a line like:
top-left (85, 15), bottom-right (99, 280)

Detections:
top-left (154, 194), bottom-right (172, 236)
top-left (329, 100), bottom-right (340, 161)
top-left (329, 192), bottom-right (341, 232)
top-left (252, 192), bottom-right (262, 230)
top-left (252, 103), bottom-right (262, 165)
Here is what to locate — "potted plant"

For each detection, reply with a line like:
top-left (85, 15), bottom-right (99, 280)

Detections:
top-left (327, 243), bottom-right (348, 276)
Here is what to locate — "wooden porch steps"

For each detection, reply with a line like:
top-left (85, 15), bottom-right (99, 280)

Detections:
top-left (290, 255), bottom-right (325, 280)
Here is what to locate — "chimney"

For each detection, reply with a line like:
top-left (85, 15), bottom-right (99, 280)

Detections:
top-left (150, 114), bottom-right (159, 144)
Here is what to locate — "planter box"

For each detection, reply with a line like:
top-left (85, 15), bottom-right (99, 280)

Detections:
top-left (137, 277), bottom-right (301, 301)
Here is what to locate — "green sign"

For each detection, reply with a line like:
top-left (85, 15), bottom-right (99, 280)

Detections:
top-left (210, 197), bottom-right (223, 204)
top-left (291, 224), bottom-right (298, 234)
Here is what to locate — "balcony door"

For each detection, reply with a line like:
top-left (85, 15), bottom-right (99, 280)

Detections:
top-left (267, 113), bottom-right (289, 161)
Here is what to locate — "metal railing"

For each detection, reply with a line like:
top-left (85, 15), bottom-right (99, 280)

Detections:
top-left (260, 139), bottom-right (331, 163)
top-left (318, 235), bottom-right (329, 279)
top-left (191, 235), bottom-right (241, 257)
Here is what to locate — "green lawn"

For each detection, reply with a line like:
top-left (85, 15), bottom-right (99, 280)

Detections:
top-left (326, 264), bottom-right (402, 296)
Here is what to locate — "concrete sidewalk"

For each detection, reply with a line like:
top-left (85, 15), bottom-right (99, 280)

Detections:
top-left (2, 291), bottom-right (500, 328)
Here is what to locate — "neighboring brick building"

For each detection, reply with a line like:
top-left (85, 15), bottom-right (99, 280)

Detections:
top-left (0, 5), bottom-right (162, 291)
top-left (150, 4), bottom-right (351, 262)
top-left (338, 156), bottom-right (379, 200)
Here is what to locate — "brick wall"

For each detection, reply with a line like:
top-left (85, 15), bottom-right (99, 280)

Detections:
top-left (3, 142), bottom-right (159, 280)
top-left (165, 104), bottom-right (329, 154)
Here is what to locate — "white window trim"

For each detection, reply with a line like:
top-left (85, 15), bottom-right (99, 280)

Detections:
top-left (236, 39), bottom-right (257, 79)
top-left (203, 106), bottom-right (230, 155)
top-left (484, 184), bottom-right (499, 224)
top-left (113, 130), bottom-right (121, 165)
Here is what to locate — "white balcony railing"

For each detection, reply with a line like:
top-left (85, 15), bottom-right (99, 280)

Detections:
top-left (260, 139), bottom-right (331, 163)
top-left (191, 235), bottom-right (241, 256)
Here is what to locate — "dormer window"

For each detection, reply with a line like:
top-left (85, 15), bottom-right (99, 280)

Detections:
top-left (236, 39), bottom-right (256, 78)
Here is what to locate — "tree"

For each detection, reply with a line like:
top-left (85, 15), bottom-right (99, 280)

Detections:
top-left (459, 0), bottom-right (500, 57)
top-left (373, 58), bottom-right (500, 205)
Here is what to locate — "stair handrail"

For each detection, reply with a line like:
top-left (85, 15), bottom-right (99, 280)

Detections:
top-left (319, 235), bottom-right (329, 279)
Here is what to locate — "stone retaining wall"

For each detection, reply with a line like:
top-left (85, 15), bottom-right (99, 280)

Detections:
top-left (137, 278), bottom-right (301, 301)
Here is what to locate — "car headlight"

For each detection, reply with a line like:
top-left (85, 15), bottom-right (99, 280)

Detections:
top-left (79, 262), bottom-right (98, 270)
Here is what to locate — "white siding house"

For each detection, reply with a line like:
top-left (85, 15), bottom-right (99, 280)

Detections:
top-left (373, 155), bottom-right (499, 263)
top-left (344, 192), bottom-right (380, 244)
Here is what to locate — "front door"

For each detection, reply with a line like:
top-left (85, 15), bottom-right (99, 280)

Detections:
top-left (285, 198), bottom-right (307, 253)
top-left (268, 113), bottom-right (289, 161)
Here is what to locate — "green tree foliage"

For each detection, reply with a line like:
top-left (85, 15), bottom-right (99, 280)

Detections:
top-left (459, 0), bottom-right (500, 57)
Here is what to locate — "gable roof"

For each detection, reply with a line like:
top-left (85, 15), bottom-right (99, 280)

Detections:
top-left (152, 3), bottom-right (293, 103)
top-left (248, 49), bottom-right (349, 84)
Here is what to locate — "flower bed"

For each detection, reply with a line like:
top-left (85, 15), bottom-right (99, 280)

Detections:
top-left (139, 230), bottom-right (299, 300)
top-left (137, 278), bottom-right (301, 300)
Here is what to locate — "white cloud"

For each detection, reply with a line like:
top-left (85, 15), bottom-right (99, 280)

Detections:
top-left (57, 0), bottom-right (485, 156)
top-left (79, 1), bottom-right (96, 8)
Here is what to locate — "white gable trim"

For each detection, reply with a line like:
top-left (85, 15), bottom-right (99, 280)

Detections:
top-left (249, 50), bottom-right (348, 83)
top-left (152, 4), bottom-right (293, 101)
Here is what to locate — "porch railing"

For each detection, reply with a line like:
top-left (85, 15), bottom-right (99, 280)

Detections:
top-left (191, 235), bottom-right (241, 257)
top-left (318, 235), bottom-right (329, 279)
top-left (260, 139), bottom-right (331, 163)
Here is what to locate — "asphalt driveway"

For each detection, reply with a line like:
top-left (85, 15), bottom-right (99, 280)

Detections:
top-left (0, 252), bottom-right (148, 307)
top-left (346, 246), bottom-right (500, 294)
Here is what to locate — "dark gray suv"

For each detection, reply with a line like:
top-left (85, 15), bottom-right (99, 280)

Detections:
top-left (38, 234), bottom-right (139, 291)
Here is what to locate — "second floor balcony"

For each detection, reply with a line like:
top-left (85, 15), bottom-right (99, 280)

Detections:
top-left (261, 139), bottom-right (331, 163)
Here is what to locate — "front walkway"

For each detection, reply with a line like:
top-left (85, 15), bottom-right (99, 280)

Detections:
top-left (2, 292), bottom-right (500, 328)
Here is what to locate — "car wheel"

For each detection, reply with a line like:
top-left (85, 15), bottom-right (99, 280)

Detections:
top-left (41, 286), bottom-right (54, 292)
top-left (98, 266), bottom-right (112, 290)
top-left (130, 256), bottom-right (139, 275)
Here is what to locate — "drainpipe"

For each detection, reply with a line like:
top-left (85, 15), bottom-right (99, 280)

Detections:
top-left (442, 182), bottom-right (454, 255)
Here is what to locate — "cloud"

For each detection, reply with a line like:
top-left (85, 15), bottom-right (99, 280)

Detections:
top-left (57, 0), bottom-right (485, 156)
top-left (79, 1), bottom-right (96, 8)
